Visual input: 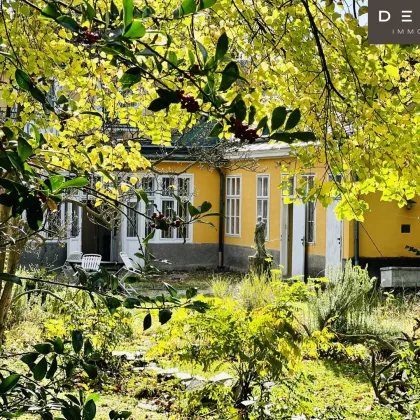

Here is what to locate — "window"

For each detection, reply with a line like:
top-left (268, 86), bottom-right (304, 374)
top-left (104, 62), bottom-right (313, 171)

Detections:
top-left (139, 175), bottom-right (192, 241)
top-left (256, 175), bottom-right (269, 239)
top-left (69, 203), bottom-right (79, 238)
top-left (281, 175), bottom-right (294, 198)
top-left (45, 207), bottom-right (62, 240)
top-left (305, 175), bottom-right (316, 244)
top-left (401, 224), bottom-right (411, 233)
top-left (126, 204), bottom-right (138, 238)
top-left (226, 176), bottom-right (241, 236)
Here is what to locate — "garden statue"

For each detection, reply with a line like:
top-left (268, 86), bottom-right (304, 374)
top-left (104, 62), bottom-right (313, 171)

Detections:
top-left (254, 216), bottom-right (268, 259)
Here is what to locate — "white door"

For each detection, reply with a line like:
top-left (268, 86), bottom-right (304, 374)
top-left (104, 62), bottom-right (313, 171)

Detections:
top-left (280, 202), bottom-right (290, 275)
top-left (121, 203), bottom-right (141, 261)
top-left (325, 199), bottom-right (343, 270)
top-left (291, 202), bottom-right (306, 277)
top-left (67, 202), bottom-right (82, 256)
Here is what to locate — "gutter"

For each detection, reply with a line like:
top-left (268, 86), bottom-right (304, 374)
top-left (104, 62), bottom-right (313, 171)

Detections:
top-left (354, 175), bottom-right (359, 266)
top-left (216, 168), bottom-right (225, 268)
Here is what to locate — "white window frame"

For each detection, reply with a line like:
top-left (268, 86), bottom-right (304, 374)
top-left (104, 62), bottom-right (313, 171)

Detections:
top-left (256, 174), bottom-right (270, 241)
top-left (303, 174), bottom-right (316, 245)
top-left (225, 175), bottom-right (242, 237)
top-left (139, 174), bottom-right (194, 243)
top-left (43, 204), bottom-right (66, 242)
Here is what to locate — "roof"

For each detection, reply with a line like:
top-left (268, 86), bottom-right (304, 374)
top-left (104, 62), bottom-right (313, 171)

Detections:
top-left (228, 141), bottom-right (294, 159)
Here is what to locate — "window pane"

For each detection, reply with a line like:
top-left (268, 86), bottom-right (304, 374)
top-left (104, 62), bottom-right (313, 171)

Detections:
top-left (144, 201), bottom-right (155, 237)
top-left (236, 178), bottom-right (240, 195)
top-left (142, 177), bottom-right (154, 193)
top-left (70, 203), bottom-right (79, 238)
top-left (257, 199), bottom-right (262, 218)
top-left (126, 204), bottom-right (138, 238)
top-left (161, 177), bottom-right (175, 196)
top-left (161, 200), bottom-right (174, 238)
top-left (178, 178), bottom-right (190, 196)
top-left (257, 177), bottom-right (262, 196)
top-left (263, 200), bottom-right (268, 218)
top-left (263, 177), bottom-right (268, 197)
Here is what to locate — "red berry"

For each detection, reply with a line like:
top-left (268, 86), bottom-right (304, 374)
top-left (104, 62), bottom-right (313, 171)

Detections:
top-left (151, 223), bottom-right (156, 228)
top-left (152, 212), bottom-right (157, 219)
top-left (175, 220), bottom-right (181, 227)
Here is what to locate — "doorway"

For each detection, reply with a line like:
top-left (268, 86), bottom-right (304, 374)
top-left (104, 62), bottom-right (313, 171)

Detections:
top-left (81, 209), bottom-right (111, 260)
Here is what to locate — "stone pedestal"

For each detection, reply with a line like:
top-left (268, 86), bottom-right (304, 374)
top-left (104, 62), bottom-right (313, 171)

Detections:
top-left (248, 255), bottom-right (271, 274)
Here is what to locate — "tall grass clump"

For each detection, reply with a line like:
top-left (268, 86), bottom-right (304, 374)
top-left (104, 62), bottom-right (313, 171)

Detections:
top-left (304, 261), bottom-right (382, 335)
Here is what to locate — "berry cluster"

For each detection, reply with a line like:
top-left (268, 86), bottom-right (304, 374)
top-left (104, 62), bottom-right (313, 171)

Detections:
top-left (230, 117), bottom-right (259, 143)
top-left (177, 90), bottom-right (200, 113)
top-left (151, 212), bottom-right (181, 229)
top-left (37, 193), bottom-right (47, 203)
top-left (78, 27), bottom-right (100, 44)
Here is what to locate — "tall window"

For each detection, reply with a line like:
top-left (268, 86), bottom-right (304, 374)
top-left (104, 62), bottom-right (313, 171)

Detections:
top-left (256, 175), bottom-right (269, 239)
top-left (305, 174), bottom-right (316, 244)
top-left (226, 176), bottom-right (241, 236)
top-left (142, 177), bottom-right (156, 238)
top-left (140, 176), bottom-right (192, 241)
top-left (126, 204), bottom-right (138, 238)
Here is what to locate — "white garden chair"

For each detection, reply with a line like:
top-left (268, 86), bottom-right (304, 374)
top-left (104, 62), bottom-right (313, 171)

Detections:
top-left (47, 251), bottom-right (83, 280)
top-left (81, 254), bottom-right (102, 272)
top-left (117, 252), bottom-right (143, 292)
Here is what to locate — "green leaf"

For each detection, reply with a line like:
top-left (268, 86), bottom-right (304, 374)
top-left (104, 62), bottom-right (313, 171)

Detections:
top-left (135, 188), bottom-right (149, 205)
top-left (106, 296), bottom-right (121, 314)
top-left (84, 399), bottom-right (96, 420)
top-left (157, 88), bottom-right (181, 104)
top-left (256, 116), bottom-right (268, 132)
top-left (173, 0), bottom-right (196, 17)
top-left (21, 352), bottom-right (39, 365)
top-left (60, 177), bottom-right (89, 189)
top-left (41, 2), bottom-right (60, 18)
top-left (143, 229), bottom-right (155, 245)
top-left (271, 106), bottom-right (287, 131)
top-left (122, 297), bottom-right (140, 308)
top-left (31, 356), bottom-right (48, 381)
top-left (197, 41), bottom-right (208, 64)
top-left (65, 361), bottom-right (75, 378)
top-left (84, 339), bottom-right (94, 357)
top-left (123, 0), bottom-right (133, 28)
top-left (269, 132), bottom-right (293, 142)
top-left (198, 201), bottom-right (212, 213)
top-left (57, 15), bottom-right (79, 32)
top-left (15, 69), bottom-right (33, 91)
top-left (72, 330), bottom-right (83, 353)
top-left (61, 406), bottom-right (82, 420)
top-left (2, 127), bottom-right (14, 139)
top-left (142, 5), bottom-right (155, 17)
top-left (124, 20), bottom-right (146, 39)
top-left (25, 196), bottom-right (43, 231)
top-left (219, 62), bottom-right (239, 91)
top-left (163, 282), bottom-right (177, 298)
top-left (234, 99), bottom-right (247, 122)
top-left (186, 287), bottom-right (198, 299)
top-left (0, 273), bottom-right (22, 286)
top-left (81, 111), bottom-right (104, 121)
top-left (185, 300), bottom-right (210, 313)
top-left (143, 313), bottom-right (152, 331)
top-left (120, 67), bottom-right (142, 89)
top-left (167, 51), bottom-right (178, 66)
top-left (215, 32), bottom-right (228, 62)
top-left (45, 175), bottom-right (64, 192)
top-left (188, 203), bottom-right (200, 217)
top-left (46, 356), bottom-right (58, 379)
top-left (174, 0), bottom-right (216, 17)
top-left (148, 98), bottom-right (170, 112)
top-left (34, 343), bottom-right (52, 354)
top-left (82, 362), bottom-right (98, 379)
top-left (248, 105), bottom-right (256, 126)
top-left (85, 2), bottom-right (96, 22)
top-left (284, 109), bottom-right (301, 130)
top-left (53, 336), bottom-right (64, 354)
top-left (358, 5), bottom-right (368, 16)
top-left (158, 309), bottom-right (172, 325)
top-left (209, 121), bottom-right (223, 137)
top-left (0, 374), bottom-right (20, 394)
top-left (292, 131), bottom-right (316, 142)
top-left (30, 86), bottom-right (46, 104)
